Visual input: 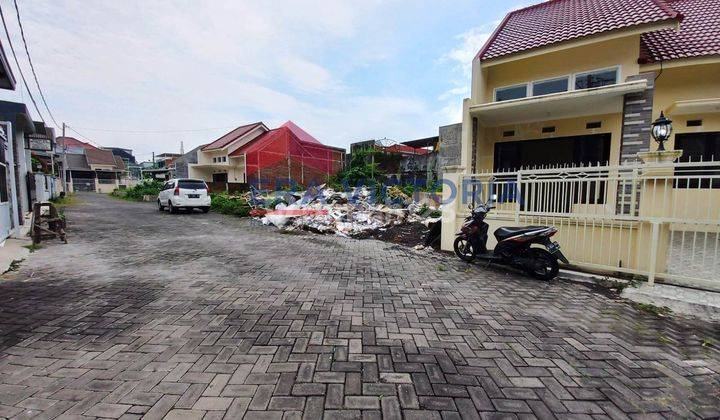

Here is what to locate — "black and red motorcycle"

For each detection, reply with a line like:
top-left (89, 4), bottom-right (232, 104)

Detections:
top-left (454, 200), bottom-right (569, 280)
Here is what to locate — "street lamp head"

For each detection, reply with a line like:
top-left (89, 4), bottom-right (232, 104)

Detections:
top-left (651, 111), bottom-right (673, 151)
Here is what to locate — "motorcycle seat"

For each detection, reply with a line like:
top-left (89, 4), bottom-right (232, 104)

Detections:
top-left (495, 226), bottom-right (549, 241)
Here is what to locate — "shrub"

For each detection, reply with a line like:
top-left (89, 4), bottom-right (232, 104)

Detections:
top-left (116, 180), bottom-right (164, 201)
top-left (210, 193), bottom-right (251, 217)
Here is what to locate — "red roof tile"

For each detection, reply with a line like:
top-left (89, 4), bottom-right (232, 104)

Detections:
top-left (56, 136), bottom-right (97, 150)
top-left (640, 0), bottom-right (720, 62)
top-left (85, 147), bottom-right (119, 166)
top-left (478, 0), bottom-right (680, 61)
top-left (380, 144), bottom-right (430, 155)
top-left (202, 122), bottom-right (264, 151)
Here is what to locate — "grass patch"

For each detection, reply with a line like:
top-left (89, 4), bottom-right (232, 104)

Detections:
top-left (436, 265), bottom-right (447, 272)
top-left (49, 192), bottom-right (76, 207)
top-left (210, 193), bottom-right (251, 217)
top-left (111, 180), bottom-right (164, 201)
top-left (594, 276), bottom-right (638, 294)
top-left (4, 258), bottom-right (24, 274)
top-left (633, 302), bottom-right (672, 317)
top-left (23, 244), bottom-right (42, 253)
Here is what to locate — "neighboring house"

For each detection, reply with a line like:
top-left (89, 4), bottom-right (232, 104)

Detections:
top-left (141, 168), bottom-right (173, 181)
top-left (458, 0), bottom-right (719, 173)
top-left (106, 147), bottom-right (136, 165)
top-left (28, 122), bottom-right (60, 204)
top-left (58, 137), bottom-right (126, 193)
top-left (401, 136), bottom-right (439, 186)
top-left (154, 152), bottom-right (181, 169)
top-left (0, 41), bottom-right (18, 241)
top-left (0, 101), bottom-right (38, 228)
top-left (348, 138), bottom-right (435, 185)
top-left (189, 121), bottom-right (344, 190)
top-left (107, 147), bottom-right (141, 179)
top-left (173, 144), bottom-right (204, 179)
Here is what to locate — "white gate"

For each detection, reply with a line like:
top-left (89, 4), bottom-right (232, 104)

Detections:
top-left (463, 160), bottom-right (720, 291)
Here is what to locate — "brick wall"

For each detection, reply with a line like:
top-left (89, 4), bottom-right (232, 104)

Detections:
top-left (248, 157), bottom-right (341, 190)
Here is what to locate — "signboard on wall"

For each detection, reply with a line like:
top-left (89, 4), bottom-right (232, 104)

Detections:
top-left (25, 133), bottom-right (53, 151)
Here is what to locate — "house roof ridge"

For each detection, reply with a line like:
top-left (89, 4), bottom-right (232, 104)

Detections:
top-left (477, 0), bottom-right (683, 61)
top-left (476, 11), bottom-right (513, 60)
top-left (201, 121), bottom-right (265, 151)
top-left (649, 0), bottom-right (681, 18)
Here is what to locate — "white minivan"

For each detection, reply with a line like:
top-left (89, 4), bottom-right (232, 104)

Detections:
top-left (158, 178), bottom-right (211, 213)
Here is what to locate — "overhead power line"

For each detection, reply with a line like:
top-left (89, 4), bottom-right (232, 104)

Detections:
top-left (0, 2), bottom-right (45, 125)
top-left (65, 125), bottom-right (105, 149)
top-left (12, 0), bottom-right (59, 128)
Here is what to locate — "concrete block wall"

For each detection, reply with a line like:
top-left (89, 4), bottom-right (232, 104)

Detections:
top-left (438, 123), bottom-right (462, 176)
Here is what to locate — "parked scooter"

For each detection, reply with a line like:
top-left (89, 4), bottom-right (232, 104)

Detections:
top-left (454, 198), bottom-right (569, 280)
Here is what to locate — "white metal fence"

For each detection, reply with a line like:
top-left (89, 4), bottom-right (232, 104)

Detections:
top-left (463, 160), bottom-right (720, 291)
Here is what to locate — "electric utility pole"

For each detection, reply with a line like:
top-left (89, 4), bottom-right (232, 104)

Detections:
top-left (61, 122), bottom-right (67, 193)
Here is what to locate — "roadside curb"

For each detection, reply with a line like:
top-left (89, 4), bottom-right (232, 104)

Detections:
top-left (0, 238), bottom-right (32, 274)
top-left (558, 268), bottom-right (720, 323)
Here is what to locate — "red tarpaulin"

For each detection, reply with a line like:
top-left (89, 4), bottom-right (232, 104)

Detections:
top-left (230, 122), bottom-right (343, 188)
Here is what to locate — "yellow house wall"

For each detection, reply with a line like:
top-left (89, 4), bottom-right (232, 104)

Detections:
top-left (96, 180), bottom-right (119, 194)
top-left (476, 113), bottom-right (624, 172)
top-left (477, 35), bottom-right (641, 104)
top-left (650, 62), bottom-right (720, 151)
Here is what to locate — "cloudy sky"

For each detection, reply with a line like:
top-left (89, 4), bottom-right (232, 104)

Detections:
top-left (0, 0), bottom-right (527, 162)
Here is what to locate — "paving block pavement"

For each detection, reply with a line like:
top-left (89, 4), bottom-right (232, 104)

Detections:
top-left (0, 193), bottom-right (718, 419)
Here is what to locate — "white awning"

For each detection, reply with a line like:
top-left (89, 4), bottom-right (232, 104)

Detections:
top-left (469, 80), bottom-right (648, 126)
top-left (667, 98), bottom-right (720, 116)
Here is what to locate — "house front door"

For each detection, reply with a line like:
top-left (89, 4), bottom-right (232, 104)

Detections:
top-left (212, 172), bottom-right (228, 183)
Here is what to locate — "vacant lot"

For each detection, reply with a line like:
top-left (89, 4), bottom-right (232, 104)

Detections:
top-left (0, 193), bottom-right (718, 419)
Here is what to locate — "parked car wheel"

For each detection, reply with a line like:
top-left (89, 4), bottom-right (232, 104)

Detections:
top-left (169, 202), bottom-right (178, 214)
top-left (158, 200), bottom-right (165, 211)
top-left (200, 207), bottom-right (210, 213)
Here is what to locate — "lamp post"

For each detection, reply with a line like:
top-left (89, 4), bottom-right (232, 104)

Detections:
top-left (651, 111), bottom-right (673, 151)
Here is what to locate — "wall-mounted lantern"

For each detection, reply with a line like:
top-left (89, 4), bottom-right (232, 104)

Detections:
top-left (651, 111), bottom-right (673, 151)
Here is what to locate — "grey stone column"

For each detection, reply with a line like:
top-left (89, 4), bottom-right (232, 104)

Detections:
top-left (619, 72), bottom-right (657, 164)
top-left (617, 72), bottom-right (657, 215)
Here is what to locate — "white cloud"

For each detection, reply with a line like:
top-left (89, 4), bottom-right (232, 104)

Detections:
top-left (278, 57), bottom-right (340, 94)
top-left (443, 27), bottom-right (492, 76)
top-left (0, 0), bottom-right (503, 158)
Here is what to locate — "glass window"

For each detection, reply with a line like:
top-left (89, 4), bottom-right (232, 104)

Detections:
top-left (575, 69), bottom-right (617, 89)
top-left (178, 180), bottom-right (207, 190)
top-left (675, 132), bottom-right (720, 188)
top-left (495, 85), bottom-right (527, 101)
top-left (533, 77), bottom-right (569, 96)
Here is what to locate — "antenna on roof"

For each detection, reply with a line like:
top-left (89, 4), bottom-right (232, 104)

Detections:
top-left (180, 141), bottom-right (184, 155)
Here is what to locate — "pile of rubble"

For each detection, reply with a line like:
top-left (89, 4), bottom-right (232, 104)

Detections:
top-left (248, 185), bottom-right (442, 241)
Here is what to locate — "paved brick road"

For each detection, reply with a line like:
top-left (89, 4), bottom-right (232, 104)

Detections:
top-left (0, 193), bottom-right (718, 419)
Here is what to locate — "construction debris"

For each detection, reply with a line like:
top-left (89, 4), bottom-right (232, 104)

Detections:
top-left (253, 185), bottom-right (442, 240)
